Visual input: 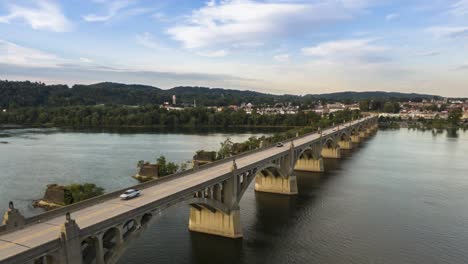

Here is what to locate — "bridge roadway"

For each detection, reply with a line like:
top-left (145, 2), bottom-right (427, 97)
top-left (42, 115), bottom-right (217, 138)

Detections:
top-left (0, 118), bottom-right (372, 262)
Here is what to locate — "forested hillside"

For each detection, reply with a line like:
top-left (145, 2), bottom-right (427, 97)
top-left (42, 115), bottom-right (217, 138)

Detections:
top-left (0, 80), bottom-right (442, 108)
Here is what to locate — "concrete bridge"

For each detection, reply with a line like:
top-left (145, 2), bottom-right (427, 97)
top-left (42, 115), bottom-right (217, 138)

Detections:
top-left (0, 116), bottom-right (378, 264)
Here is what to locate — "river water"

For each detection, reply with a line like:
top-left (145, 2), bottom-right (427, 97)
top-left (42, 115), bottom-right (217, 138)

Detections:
top-left (1, 128), bottom-right (468, 263)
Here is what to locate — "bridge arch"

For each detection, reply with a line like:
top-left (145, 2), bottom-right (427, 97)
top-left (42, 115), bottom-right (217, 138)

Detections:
top-left (102, 226), bottom-right (122, 263)
top-left (294, 146), bottom-right (324, 172)
top-left (252, 161), bottom-right (297, 195)
top-left (81, 236), bottom-right (98, 264)
top-left (322, 136), bottom-right (341, 159)
top-left (122, 219), bottom-right (138, 240)
top-left (140, 213), bottom-right (153, 226)
top-left (33, 254), bottom-right (57, 264)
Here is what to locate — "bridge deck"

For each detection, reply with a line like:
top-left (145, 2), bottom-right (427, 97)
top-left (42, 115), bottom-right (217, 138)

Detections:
top-left (0, 119), bottom-right (371, 262)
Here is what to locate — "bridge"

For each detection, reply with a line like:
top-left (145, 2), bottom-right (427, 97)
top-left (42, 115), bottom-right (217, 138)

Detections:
top-left (0, 116), bottom-right (378, 264)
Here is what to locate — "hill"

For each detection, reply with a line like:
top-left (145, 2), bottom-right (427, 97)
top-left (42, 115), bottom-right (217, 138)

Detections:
top-left (0, 80), bottom-right (443, 108)
top-left (310, 91), bottom-right (441, 101)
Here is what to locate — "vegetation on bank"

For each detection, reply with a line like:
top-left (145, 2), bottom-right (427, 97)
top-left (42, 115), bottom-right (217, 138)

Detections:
top-left (0, 105), bottom-right (360, 128)
top-left (198, 109), bottom-right (362, 161)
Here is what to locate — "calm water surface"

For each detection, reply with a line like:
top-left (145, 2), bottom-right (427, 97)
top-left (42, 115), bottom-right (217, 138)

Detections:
top-left (1, 128), bottom-right (468, 263)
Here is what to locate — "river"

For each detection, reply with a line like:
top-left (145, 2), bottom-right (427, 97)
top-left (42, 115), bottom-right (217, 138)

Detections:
top-left (1, 128), bottom-right (468, 263)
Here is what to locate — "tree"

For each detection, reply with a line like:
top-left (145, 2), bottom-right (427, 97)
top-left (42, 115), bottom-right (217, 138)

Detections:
top-left (156, 155), bottom-right (179, 176)
top-left (217, 138), bottom-right (234, 159)
top-left (448, 108), bottom-right (462, 126)
top-left (359, 100), bottom-right (370, 111)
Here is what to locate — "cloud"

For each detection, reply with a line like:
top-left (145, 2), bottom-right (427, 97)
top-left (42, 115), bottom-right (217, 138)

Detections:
top-left (450, 0), bottom-right (468, 17)
top-left (0, 39), bottom-right (65, 67)
top-left (456, 64), bottom-right (468, 70)
top-left (414, 51), bottom-right (440, 57)
top-left (0, 62), bottom-right (254, 89)
top-left (136, 32), bottom-right (161, 49)
top-left (0, 1), bottom-right (71, 32)
top-left (196, 50), bottom-right (229, 57)
top-left (302, 38), bottom-right (389, 65)
top-left (273, 54), bottom-right (290, 63)
top-left (80, 57), bottom-right (94, 63)
top-left (83, 0), bottom-right (150, 22)
top-left (167, 0), bottom-right (376, 49)
top-left (385, 13), bottom-right (399, 21)
top-left (427, 26), bottom-right (468, 39)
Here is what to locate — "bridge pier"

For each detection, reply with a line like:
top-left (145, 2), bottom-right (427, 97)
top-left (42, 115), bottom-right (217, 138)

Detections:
top-left (295, 157), bottom-right (324, 172)
top-left (338, 140), bottom-right (353, 150)
top-left (351, 135), bottom-right (361, 144)
top-left (322, 147), bottom-right (341, 159)
top-left (254, 173), bottom-right (298, 195)
top-left (254, 142), bottom-right (298, 195)
top-left (188, 207), bottom-right (242, 238)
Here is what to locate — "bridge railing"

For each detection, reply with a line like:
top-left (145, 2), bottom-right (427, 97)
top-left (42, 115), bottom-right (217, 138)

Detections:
top-left (2, 116), bottom-right (376, 231)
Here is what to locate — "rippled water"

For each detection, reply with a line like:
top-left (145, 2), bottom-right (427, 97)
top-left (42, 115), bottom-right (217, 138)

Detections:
top-left (118, 129), bottom-right (468, 264)
top-left (0, 128), bottom-right (265, 216)
top-left (1, 128), bottom-right (468, 263)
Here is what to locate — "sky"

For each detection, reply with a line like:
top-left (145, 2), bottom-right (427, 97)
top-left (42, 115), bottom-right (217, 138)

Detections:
top-left (0, 0), bottom-right (468, 97)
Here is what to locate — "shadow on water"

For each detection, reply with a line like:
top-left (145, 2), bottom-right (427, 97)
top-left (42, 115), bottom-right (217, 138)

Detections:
top-left (189, 232), bottom-right (244, 264)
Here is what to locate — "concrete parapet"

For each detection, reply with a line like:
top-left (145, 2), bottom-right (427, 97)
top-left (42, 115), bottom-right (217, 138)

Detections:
top-left (254, 175), bottom-right (298, 195)
top-left (189, 207), bottom-right (242, 238)
top-left (338, 140), bottom-right (353, 150)
top-left (295, 157), bottom-right (324, 172)
top-left (321, 147), bottom-right (341, 159)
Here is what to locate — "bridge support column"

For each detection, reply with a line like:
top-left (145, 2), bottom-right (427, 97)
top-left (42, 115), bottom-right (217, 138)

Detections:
top-left (254, 174), bottom-right (298, 195)
top-left (59, 213), bottom-right (83, 264)
top-left (322, 147), bottom-right (341, 159)
top-left (188, 207), bottom-right (242, 238)
top-left (295, 157), bottom-right (324, 172)
top-left (94, 234), bottom-right (105, 264)
top-left (351, 135), bottom-right (360, 144)
top-left (359, 131), bottom-right (367, 140)
top-left (338, 140), bottom-right (353, 150)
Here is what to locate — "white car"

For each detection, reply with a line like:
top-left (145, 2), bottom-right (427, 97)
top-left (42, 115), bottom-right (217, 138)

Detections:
top-left (120, 189), bottom-right (140, 200)
top-left (276, 142), bottom-right (284, 147)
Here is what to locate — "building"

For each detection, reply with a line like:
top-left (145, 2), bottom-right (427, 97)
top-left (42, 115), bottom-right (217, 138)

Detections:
top-left (172, 95), bottom-right (177, 105)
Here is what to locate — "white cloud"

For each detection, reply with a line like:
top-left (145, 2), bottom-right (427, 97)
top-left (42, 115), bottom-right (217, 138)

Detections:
top-left (0, 1), bottom-right (71, 32)
top-left (136, 32), bottom-right (162, 49)
top-left (302, 38), bottom-right (389, 64)
top-left (83, 0), bottom-right (149, 22)
top-left (385, 13), bottom-right (399, 21)
top-left (427, 26), bottom-right (468, 39)
top-left (450, 0), bottom-right (468, 17)
top-left (0, 39), bottom-right (65, 67)
top-left (273, 54), bottom-right (290, 63)
top-left (167, 0), bottom-right (376, 49)
top-left (196, 50), bottom-right (229, 57)
top-left (414, 51), bottom-right (440, 57)
top-left (80, 57), bottom-right (94, 63)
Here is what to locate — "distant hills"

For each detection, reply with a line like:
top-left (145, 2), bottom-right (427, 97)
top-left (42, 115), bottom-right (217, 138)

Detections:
top-left (0, 80), bottom-right (443, 108)
top-left (311, 91), bottom-right (442, 101)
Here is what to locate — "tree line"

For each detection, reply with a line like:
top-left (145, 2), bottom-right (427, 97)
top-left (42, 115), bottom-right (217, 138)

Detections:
top-left (0, 105), bottom-right (360, 128)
